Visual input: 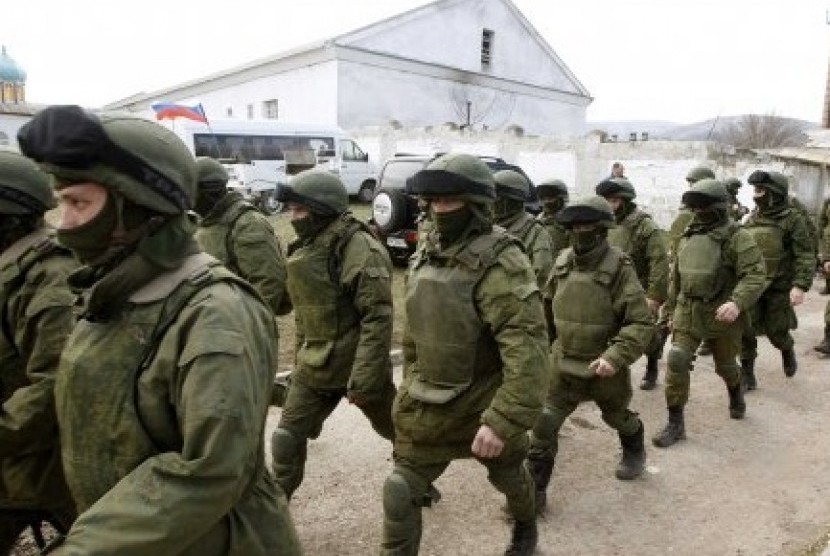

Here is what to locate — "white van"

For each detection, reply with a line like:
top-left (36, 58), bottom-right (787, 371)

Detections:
top-left (165, 119), bottom-right (377, 202)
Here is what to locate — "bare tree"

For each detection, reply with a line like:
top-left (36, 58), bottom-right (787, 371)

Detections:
top-left (716, 113), bottom-right (809, 149)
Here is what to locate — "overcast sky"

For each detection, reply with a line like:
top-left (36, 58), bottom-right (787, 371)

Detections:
top-left (2, 0), bottom-right (827, 124)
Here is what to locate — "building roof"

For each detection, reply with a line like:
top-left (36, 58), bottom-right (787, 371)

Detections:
top-left (0, 46), bottom-right (26, 83)
top-left (759, 147), bottom-right (830, 167)
top-left (105, 0), bottom-right (590, 110)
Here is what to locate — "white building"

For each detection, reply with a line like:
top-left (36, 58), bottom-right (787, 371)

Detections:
top-left (105, 0), bottom-right (592, 136)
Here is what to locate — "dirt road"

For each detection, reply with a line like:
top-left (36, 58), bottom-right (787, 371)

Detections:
top-left (267, 282), bottom-right (830, 556)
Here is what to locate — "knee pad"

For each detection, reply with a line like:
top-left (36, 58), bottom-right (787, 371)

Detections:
top-left (667, 346), bottom-right (694, 375)
top-left (271, 428), bottom-right (302, 461)
top-left (383, 473), bottom-right (415, 520)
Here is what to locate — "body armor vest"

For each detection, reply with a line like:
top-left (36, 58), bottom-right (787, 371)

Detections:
top-left (195, 198), bottom-right (257, 275)
top-left (608, 210), bottom-right (651, 285)
top-left (286, 216), bottom-right (365, 383)
top-left (56, 253), bottom-right (259, 511)
top-left (405, 231), bottom-right (513, 403)
top-left (744, 217), bottom-right (784, 281)
top-left (552, 247), bottom-right (622, 377)
top-left (677, 225), bottom-right (736, 300)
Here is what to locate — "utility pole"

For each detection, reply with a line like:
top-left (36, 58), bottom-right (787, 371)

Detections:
top-left (824, 8), bottom-right (830, 127)
top-left (465, 100), bottom-right (472, 129)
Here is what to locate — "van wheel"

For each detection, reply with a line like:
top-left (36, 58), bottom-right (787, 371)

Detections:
top-left (357, 181), bottom-right (376, 203)
top-left (372, 188), bottom-right (409, 235)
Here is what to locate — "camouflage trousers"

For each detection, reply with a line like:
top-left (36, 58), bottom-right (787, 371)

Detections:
top-left (666, 330), bottom-right (742, 408)
top-left (741, 289), bottom-right (797, 360)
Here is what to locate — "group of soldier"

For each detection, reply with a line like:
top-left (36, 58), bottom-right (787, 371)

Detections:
top-left (0, 105), bottom-right (827, 556)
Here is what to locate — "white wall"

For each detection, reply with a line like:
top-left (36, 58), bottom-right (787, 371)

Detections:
top-left (136, 61), bottom-right (340, 126)
top-left (0, 114), bottom-right (29, 149)
top-left (341, 0), bottom-right (582, 94)
top-left (338, 60), bottom-right (586, 135)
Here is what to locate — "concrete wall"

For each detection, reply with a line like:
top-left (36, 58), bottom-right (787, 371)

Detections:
top-left (350, 127), bottom-right (830, 228)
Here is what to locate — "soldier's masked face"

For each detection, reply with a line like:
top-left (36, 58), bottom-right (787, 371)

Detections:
top-left (194, 183), bottom-right (227, 216)
top-left (753, 186), bottom-right (772, 211)
top-left (570, 223), bottom-right (603, 254)
top-left (55, 183), bottom-right (118, 264)
top-left (428, 197), bottom-right (472, 246)
top-left (541, 196), bottom-right (565, 216)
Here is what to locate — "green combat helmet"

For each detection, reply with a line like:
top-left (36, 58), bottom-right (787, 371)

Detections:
top-left (407, 152), bottom-right (496, 204)
top-left (747, 170), bottom-right (789, 197)
top-left (723, 177), bottom-right (742, 197)
top-left (686, 165), bottom-right (716, 185)
top-left (536, 178), bottom-right (569, 200)
top-left (195, 157), bottom-right (229, 186)
top-left (276, 169), bottom-right (348, 216)
top-left (493, 169), bottom-right (530, 201)
top-left (556, 195), bottom-right (615, 228)
top-left (0, 148), bottom-right (55, 215)
top-left (18, 106), bottom-right (196, 214)
top-left (681, 178), bottom-right (728, 208)
top-left (596, 177), bottom-right (636, 200)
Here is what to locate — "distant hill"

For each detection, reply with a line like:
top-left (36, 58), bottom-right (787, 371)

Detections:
top-left (588, 116), bottom-right (819, 141)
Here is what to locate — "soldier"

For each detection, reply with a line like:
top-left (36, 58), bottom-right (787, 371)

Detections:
top-left (527, 196), bottom-right (653, 514)
top-left (596, 177), bottom-right (669, 390)
top-left (723, 177), bottom-right (749, 222)
top-left (668, 165), bottom-right (716, 358)
top-left (380, 154), bottom-right (548, 556)
top-left (740, 171), bottom-right (814, 388)
top-left (193, 156), bottom-right (289, 316)
top-left (818, 196), bottom-right (830, 295)
top-left (271, 169), bottom-right (396, 500)
top-left (17, 105), bottom-right (301, 555)
top-left (0, 149), bottom-right (77, 554)
top-left (653, 179), bottom-right (766, 448)
top-left (493, 169), bottom-right (554, 291)
top-left (536, 178), bottom-right (570, 341)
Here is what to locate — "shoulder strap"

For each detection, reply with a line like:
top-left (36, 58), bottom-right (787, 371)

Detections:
top-left (455, 228), bottom-right (517, 270)
top-left (328, 215), bottom-right (373, 283)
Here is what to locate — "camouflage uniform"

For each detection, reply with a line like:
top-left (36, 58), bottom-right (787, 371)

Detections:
top-left (494, 170), bottom-right (554, 292)
top-left (816, 200), bottom-right (830, 353)
top-left (18, 106), bottom-right (301, 555)
top-left (740, 171), bottom-right (814, 385)
top-left (819, 197), bottom-right (830, 295)
top-left (271, 170), bottom-right (396, 501)
top-left (597, 178), bottom-right (669, 390)
top-left (724, 177), bottom-right (749, 222)
top-left (0, 150), bottom-right (77, 554)
top-left (536, 178), bottom-right (570, 342)
top-left (381, 154), bottom-right (548, 556)
top-left (528, 196), bottom-right (654, 511)
top-left (653, 179), bottom-right (766, 448)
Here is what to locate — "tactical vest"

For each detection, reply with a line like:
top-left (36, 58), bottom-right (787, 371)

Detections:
top-left (677, 225), bottom-right (736, 301)
top-left (195, 199), bottom-right (258, 275)
top-left (551, 247), bottom-right (622, 377)
top-left (56, 253), bottom-right (261, 511)
top-left (506, 213), bottom-right (539, 245)
top-left (286, 216), bottom-right (366, 382)
top-left (744, 218), bottom-right (784, 280)
top-left (608, 210), bottom-right (652, 284)
top-left (405, 231), bottom-right (514, 404)
top-left (539, 214), bottom-right (569, 254)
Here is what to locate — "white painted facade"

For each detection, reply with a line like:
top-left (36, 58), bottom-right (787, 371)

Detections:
top-left (105, 0), bottom-right (591, 137)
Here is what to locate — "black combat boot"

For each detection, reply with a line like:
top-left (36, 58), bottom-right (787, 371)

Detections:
top-left (821, 279), bottom-right (830, 295)
top-left (814, 326), bottom-right (830, 355)
top-left (652, 406), bottom-right (685, 448)
top-left (782, 349), bottom-right (798, 377)
top-left (728, 383), bottom-right (746, 419)
top-left (504, 519), bottom-right (538, 556)
top-left (640, 358), bottom-right (659, 390)
top-left (740, 358), bottom-right (757, 391)
top-left (526, 456), bottom-right (554, 515)
top-left (615, 421), bottom-right (646, 480)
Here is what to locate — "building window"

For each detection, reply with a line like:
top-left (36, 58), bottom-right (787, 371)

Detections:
top-left (262, 99), bottom-right (279, 120)
top-left (247, 104), bottom-right (254, 119)
top-left (481, 29), bottom-right (494, 66)
top-left (226, 106), bottom-right (233, 118)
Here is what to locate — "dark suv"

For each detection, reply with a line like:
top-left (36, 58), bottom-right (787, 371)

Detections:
top-left (369, 154), bottom-right (537, 266)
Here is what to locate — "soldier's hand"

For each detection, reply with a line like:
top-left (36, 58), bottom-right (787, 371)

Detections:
top-left (646, 297), bottom-right (661, 316)
top-left (715, 301), bottom-right (740, 323)
top-left (589, 357), bottom-right (617, 377)
top-left (471, 425), bottom-right (504, 459)
top-left (790, 287), bottom-right (805, 306)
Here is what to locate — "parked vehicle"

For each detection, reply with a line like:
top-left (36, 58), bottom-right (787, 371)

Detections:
top-left (370, 153), bottom-right (537, 266)
top-left (164, 119), bottom-right (378, 202)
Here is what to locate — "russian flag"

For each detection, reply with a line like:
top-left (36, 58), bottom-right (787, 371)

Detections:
top-left (151, 102), bottom-right (208, 123)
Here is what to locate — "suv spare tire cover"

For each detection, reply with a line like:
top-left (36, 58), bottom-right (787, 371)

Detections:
top-left (373, 187), bottom-right (412, 235)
